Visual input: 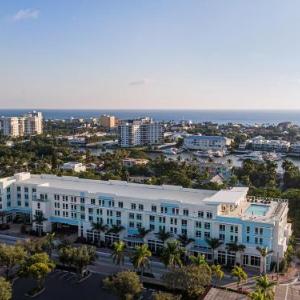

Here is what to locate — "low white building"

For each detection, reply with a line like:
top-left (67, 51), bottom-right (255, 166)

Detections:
top-left (61, 162), bottom-right (86, 173)
top-left (184, 135), bottom-right (231, 151)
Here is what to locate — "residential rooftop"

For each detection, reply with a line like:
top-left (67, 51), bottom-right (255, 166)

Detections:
top-left (2, 173), bottom-right (249, 206)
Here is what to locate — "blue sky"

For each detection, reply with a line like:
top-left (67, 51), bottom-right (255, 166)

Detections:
top-left (1, 0), bottom-right (300, 109)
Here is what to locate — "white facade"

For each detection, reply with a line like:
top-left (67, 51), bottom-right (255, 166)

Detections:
top-left (184, 135), bottom-right (230, 151)
top-left (0, 111), bottom-right (43, 137)
top-left (0, 173), bottom-right (291, 271)
top-left (118, 118), bottom-right (163, 147)
top-left (61, 162), bottom-right (86, 173)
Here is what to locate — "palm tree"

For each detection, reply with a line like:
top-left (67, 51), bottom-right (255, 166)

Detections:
top-left (249, 289), bottom-right (267, 300)
top-left (112, 240), bottom-right (126, 266)
top-left (44, 232), bottom-right (55, 258)
top-left (206, 238), bottom-right (223, 263)
top-left (231, 265), bottom-right (248, 289)
top-left (137, 227), bottom-right (151, 239)
top-left (131, 244), bottom-right (152, 276)
top-left (226, 242), bottom-right (246, 265)
top-left (178, 234), bottom-right (195, 247)
top-left (211, 264), bottom-right (224, 283)
top-left (107, 225), bottom-right (125, 235)
top-left (92, 220), bottom-right (108, 245)
top-left (32, 212), bottom-right (47, 236)
top-left (155, 229), bottom-right (173, 243)
top-left (256, 247), bottom-right (273, 274)
top-left (255, 275), bottom-right (276, 300)
top-left (161, 240), bottom-right (185, 269)
top-left (189, 254), bottom-right (207, 266)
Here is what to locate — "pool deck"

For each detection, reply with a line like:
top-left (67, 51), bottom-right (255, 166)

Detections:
top-left (220, 199), bottom-right (287, 223)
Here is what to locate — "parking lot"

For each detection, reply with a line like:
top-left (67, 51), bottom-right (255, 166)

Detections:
top-left (12, 270), bottom-right (118, 300)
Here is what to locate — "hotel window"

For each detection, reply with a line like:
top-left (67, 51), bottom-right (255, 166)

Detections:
top-left (204, 232), bottom-right (210, 238)
top-left (116, 220), bottom-right (121, 226)
top-left (80, 197), bottom-right (85, 204)
top-left (206, 212), bottom-right (212, 219)
top-left (24, 187), bottom-right (28, 193)
top-left (204, 222), bottom-right (210, 230)
top-left (37, 202), bottom-right (41, 209)
top-left (219, 224), bottom-right (225, 231)
top-left (25, 202), bottom-right (29, 207)
top-left (250, 256), bottom-right (260, 267)
top-left (230, 235), bottom-right (234, 242)
top-left (195, 221), bottom-right (201, 228)
top-left (17, 186), bottom-right (21, 192)
top-left (136, 214), bottom-right (142, 220)
top-left (255, 228), bottom-right (258, 235)
top-left (6, 187), bottom-right (10, 193)
top-left (151, 205), bottom-right (157, 212)
top-left (129, 213), bottom-right (134, 219)
top-left (131, 203), bottom-right (136, 210)
top-left (81, 206), bottom-right (85, 212)
top-left (88, 208), bottom-right (93, 214)
top-left (183, 209), bottom-right (189, 216)
top-left (17, 201), bottom-right (21, 206)
top-left (149, 215), bottom-right (155, 222)
top-left (116, 211), bottom-right (121, 218)
top-left (129, 222), bottom-right (134, 228)
top-left (159, 217), bottom-right (166, 223)
top-left (259, 238), bottom-right (263, 245)
top-left (196, 231), bottom-right (201, 237)
top-left (259, 228), bottom-right (263, 235)
top-left (25, 194), bottom-right (29, 200)
top-left (88, 215), bottom-right (93, 221)
top-left (91, 199), bottom-right (95, 205)
top-left (255, 237), bottom-right (258, 244)
top-left (118, 202), bottom-right (123, 208)
top-left (182, 219), bottom-right (187, 226)
top-left (235, 226), bottom-right (238, 233)
top-left (32, 188), bottom-right (36, 193)
top-left (246, 226), bottom-right (250, 234)
top-left (136, 222), bottom-right (142, 228)
top-left (235, 236), bottom-right (238, 243)
top-left (182, 229), bottom-right (187, 235)
top-left (150, 224), bottom-right (155, 231)
top-left (219, 234), bottom-right (225, 241)
top-left (198, 211), bottom-right (204, 218)
top-left (246, 236), bottom-right (250, 243)
top-left (138, 204), bottom-right (144, 211)
top-left (230, 226), bottom-right (234, 232)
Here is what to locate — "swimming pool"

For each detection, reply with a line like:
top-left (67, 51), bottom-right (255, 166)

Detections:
top-left (245, 204), bottom-right (269, 216)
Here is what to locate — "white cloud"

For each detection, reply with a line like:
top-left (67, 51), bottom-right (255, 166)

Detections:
top-left (129, 78), bottom-right (153, 86)
top-left (12, 8), bottom-right (40, 22)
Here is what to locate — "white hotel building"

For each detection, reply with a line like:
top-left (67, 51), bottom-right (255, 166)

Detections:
top-left (0, 173), bottom-right (291, 271)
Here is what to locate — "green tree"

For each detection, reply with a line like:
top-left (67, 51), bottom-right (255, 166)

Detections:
top-left (161, 240), bottom-right (185, 269)
top-left (249, 289), bottom-right (267, 300)
top-left (72, 245), bottom-right (96, 278)
top-left (43, 233), bottom-right (56, 258)
top-left (103, 271), bottom-right (142, 300)
top-left (189, 254), bottom-right (207, 266)
top-left (211, 264), bottom-right (224, 283)
top-left (231, 265), bottom-right (247, 288)
top-left (206, 238), bottom-right (223, 263)
top-left (112, 241), bottom-right (126, 266)
top-left (178, 234), bottom-right (194, 247)
top-left (163, 264), bottom-right (211, 299)
top-left (0, 277), bottom-right (12, 300)
top-left (156, 229), bottom-right (172, 243)
top-left (131, 244), bottom-right (152, 276)
top-left (0, 244), bottom-right (27, 279)
top-left (255, 275), bottom-right (276, 300)
top-left (32, 212), bottom-right (47, 236)
top-left (19, 252), bottom-right (55, 292)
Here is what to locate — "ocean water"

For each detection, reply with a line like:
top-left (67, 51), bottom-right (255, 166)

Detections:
top-left (0, 109), bottom-right (300, 125)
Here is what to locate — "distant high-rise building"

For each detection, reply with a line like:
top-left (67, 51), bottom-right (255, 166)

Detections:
top-left (0, 111), bottom-right (43, 137)
top-left (118, 117), bottom-right (163, 147)
top-left (99, 114), bottom-right (116, 129)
